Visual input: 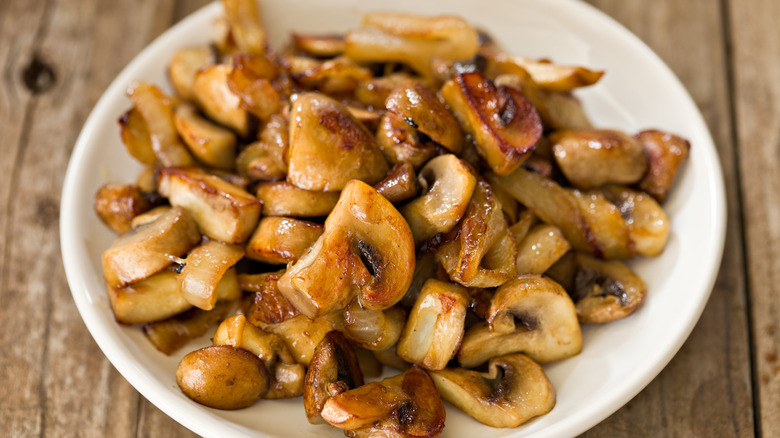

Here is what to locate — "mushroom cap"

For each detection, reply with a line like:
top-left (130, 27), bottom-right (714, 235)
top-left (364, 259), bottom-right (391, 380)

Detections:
top-left (278, 180), bottom-right (415, 319)
top-left (430, 353), bottom-right (555, 428)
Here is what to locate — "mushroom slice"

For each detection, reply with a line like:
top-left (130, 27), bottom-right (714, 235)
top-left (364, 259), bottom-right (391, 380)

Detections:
top-left (515, 224), bottom-right (571, 275)
top-left (255, 181), bottom-right (340, 217)
top-left (173, 103), bottom-right (237, 170)
top-left (400, 154), bottom-right (477, 243)
top-left (256, 313), bottom-right (341, 366)
top-left (343, 300), bottom-right (406, 351)
top-left (487, 167), bottom-right (634, 259)
top-left (292, 33), bottom-right (345, 58)
top-left (237, 113), bottom-right (289, 181)
top-left (109, 266), bottom-right (240, 324)
top-left (373, 163), bottom-right (420, 204)
top-left (573, 253), bottom-right (646, 324)
top-left (441, 72), bottom-right (542, 176)
top-left (222, 0), bottom-right (266, 55)
top-left (396, 279), bottom-right (470, 371)
top-left (287, 93), bottom-right (388, 191)
top-left (193, 64), bottom-right (252, 137)
top-left (344, 12), bottom-right (478, 77)
top-left (304, 331), bottom-right (365, 424)
top-left (321, 365), bottom-right (445, 437)
top-left (636, 129), bottom-right (691, 202)
top-left (118, 108), bottom-right (156, 165)
top-left (285, 56), bottom-right (373, 95)
top-left (102, 206), bottom-right (200, 287)
top-left (490, 67), bottom-right (592, 131)
top-left (385, 80), bottom-right (463, 153)
top-left (376, 111), bottom-right (436, 170)
top-left (158, 167), bottom-right (261, 244)
top-left (143, 299), bottom-right (240, 355)
top-left (278, 180), bottom-right (415, 319)
top-left (458, 275), bottom-right (582, 367)
top-left (127, 81), bottom-right (196, 166)
top-left (168, 45), bottom-right (215, 101)
top-left (600, 185), bottom-right (670, 257)
top-left (179, 240), bottom-right (244, 310)
top-left (239, 270), bottom-right (300, 325)
top-left (214, 314), bottom-right (306, 399)
top-left (94, 183), bottom-right (153, 234)
top-left (550, 129), bottom-right (648, 189)
top-left (245, 217), bottom-right (323, 264)
top-left (489, 52), bottom-right (604, 92)
top-left (435, 180), bottom-right (517, 287)
top-left (430, 353), bottom-right (555, 428)
top-left (177, 345), bottom-right (269, 410)
top-left (227, 54), bottom-right (281, 120)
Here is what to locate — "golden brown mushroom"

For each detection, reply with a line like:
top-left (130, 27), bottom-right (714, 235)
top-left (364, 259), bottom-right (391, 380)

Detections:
top-left (143, 300), bottom-right (240, 355)
top-left (167, 45), bottom-right (215, 101)
top-left (213, 314), bottom-right (306, 399)
top-left (343, 300), bottom-right (406, 351)
top-left (101, 206), bottom-right (201, 287)
top-left (176, 345), bottom-right (269, 409)
top-left (515, 223), bottom-right (571, 275)
top-left (277, 180), bottom-right (415, 319)
top-left (227, 54), bottom-right (281, 120)
top-left (321, 365), bottom-right (445, 437)
top-left (256, 313), bottom-right (342, 366)
top-left (573, 253), bottom-right (647, 324)
top-left (375, 111), bottom-right (437, 170)
top-left (178, 240), bottom-right (244, 311)
top-left (396, 279), bottom-right (471, 371)
top-left (287, 93), bottom-right (389, 191)
top-left (221, 0), bottom-right (266, 55)
top-left (385, 80), bottom-right (463, 153)
top-left (239, 270), bottom-right (301, 325)
top-left (173, 103), bottom-right (237, 170)
top-left (373, 163), bottom-right (420, 204)
top-left (94, 183), bottom-right (153, 234)
top-left (441, 72), bottom-right (542, 176)
top-left (245, 217), bottom-right (323, 264)
top-left (255, 181), bottom-right (340, 217)
top-left (193, 64), bottom-right (252, 137)
top-left (430, 353), bottom-right (555, 428)
top-left (400, 154), bottom-right (477, 244)
top-left (158, 167), bottom-right (261, 244)
top-left (291, 33), bottom-right (345, 58)
top-left (458, 275), bottom-right (582, 367)
top-left (550, 129), bottom-right (648, 189)
top-left (636, 129), bottom-right (691, 202)
top-left (599, 184), bottom-right (670, 257)
top-left (304, 331), bottom-right (365, 424)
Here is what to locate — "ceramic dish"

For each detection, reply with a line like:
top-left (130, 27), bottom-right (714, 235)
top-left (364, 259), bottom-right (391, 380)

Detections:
top-left (60, 0), bottom-right (727, 436)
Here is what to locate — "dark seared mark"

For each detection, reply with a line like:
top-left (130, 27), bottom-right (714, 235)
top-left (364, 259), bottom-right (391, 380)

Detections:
top-left (319, 108), bottom-right (369, 151)
top-left (486, 363), bottom-right (511, 402)
top-left (357, 240), bottom-right (383, 278)
top-left (513, 312), bottom-right (539, 331)
top-left (574, 268), bottom-right (628, 306)
top-left (334, 342), bottom-right (356, 388)
top-left (396, 400), bottom-right (416, 426)
top-left (22, 54), bottom-right (56, 95)
top-left (499, 90), bottom-right (517, 127)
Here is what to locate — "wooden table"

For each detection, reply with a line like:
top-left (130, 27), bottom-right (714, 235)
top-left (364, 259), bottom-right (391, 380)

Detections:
top-left (0, 0), bottom-right (775, 436)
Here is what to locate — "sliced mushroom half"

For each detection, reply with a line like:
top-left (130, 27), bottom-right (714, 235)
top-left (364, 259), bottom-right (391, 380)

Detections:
top-left (158, 167), bottom-right (261, 244)
top-left (435, 180), bottom-right (518, 288)
top-left (287, 93), bottom-right (389, 192)
top-left (385, 80), bottom-right (463, 153)
top-left (400, 154), bottom-right (477, 244)
top-left (430, 353), bottom-right (555, 428)
top-left (173, 103), bottom-right (237, 170)
top-left (458, 275), bottom-right (582, 367)
top-left (573, 253), bottom-right (646, 324)
top-left (441, 72), bottom-right (542, 176)
top-left (179, 240), bottom-right (244, 311)
top-left (343, 300), bottom-right (406, 351)
top-left (277, 180), bottom-right (415, 319)
top-left (193, 64), bottom-right (252, 137)
top-left (102, 206), bottom-right (201, 287)
top-left (213, 314), bottom-right (306, 399)
top-left (245, 216), bottom-right (323, 264)
top-left (373, 163), bottom-right (420, 204)
top-left (321, 365), bottom-right (445, 437)
top-left (167, 45), bottom-right (215, 101)
top-left (255, 181), bottom-right (340, 217)
top-left (515, 223), bottom-right (571, 275)
top-left (344, 12), bottom-right (478, 77)
top-left (375, 111), bottom-right (436, 170)
top-left (599, 185), bottom-right (670, 257)
top-left (304, 331), bottom-right (365, 424)
top-left (396, 279), bottom-right (471, 371)
top-left (94, 183), bottom-right (153, 234)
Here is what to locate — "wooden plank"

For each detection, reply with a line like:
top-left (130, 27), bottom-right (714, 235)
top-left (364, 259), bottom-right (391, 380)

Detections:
top-left (581, 0), bottom-right (754, 435)
top-left (728, 0), bottom-right (780, 435)
top-left (0, 0), bottom-right (182, 436)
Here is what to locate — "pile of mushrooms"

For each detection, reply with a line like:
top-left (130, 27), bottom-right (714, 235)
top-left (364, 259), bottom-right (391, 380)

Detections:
top-left (94, 0), bottom-right (690, 436)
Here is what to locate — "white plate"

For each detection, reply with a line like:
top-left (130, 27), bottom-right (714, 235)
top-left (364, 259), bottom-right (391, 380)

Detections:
top-left (60, 0), bottom-right (727, 437)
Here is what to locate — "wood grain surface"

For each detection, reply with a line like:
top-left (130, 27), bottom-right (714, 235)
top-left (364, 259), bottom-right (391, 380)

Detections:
top-left (0, 0), bottom-right (774, 436)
